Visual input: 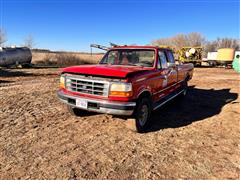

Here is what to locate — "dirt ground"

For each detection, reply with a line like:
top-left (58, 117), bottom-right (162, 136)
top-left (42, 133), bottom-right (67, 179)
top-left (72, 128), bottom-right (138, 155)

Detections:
top-left (0, 67), bottom-right (239, 179)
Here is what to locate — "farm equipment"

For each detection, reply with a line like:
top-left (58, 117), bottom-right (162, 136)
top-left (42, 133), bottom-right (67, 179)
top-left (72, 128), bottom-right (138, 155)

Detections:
top-left (206, 48), bottom-right (237, 67)
top-left (216, 48), bottom-right (235, 67)
top-left (90, 42), bottom-right (120, 52)
top-left (90, 44), bottom-right (109, 51)
top-left (177, 46), bottom-right (202, 66)
top-left (90, 43), bottom-right (120, 56)
top-left (158, 45), bottom-right (175, 52)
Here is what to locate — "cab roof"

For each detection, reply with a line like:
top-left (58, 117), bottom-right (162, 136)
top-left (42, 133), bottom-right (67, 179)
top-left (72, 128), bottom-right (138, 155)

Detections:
top-left (181, 46), bottom-right (202, 49)
top-left (110, 45), bottom-right (172, 51)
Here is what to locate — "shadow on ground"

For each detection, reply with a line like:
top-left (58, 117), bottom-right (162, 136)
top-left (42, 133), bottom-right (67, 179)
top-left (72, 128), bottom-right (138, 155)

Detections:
top-left (64, 86), bottom-right (238, 131)
top-left (0, 69), bottom-right (34, 77)
top-left (0, 69), bottom-right (58, 78)
top-left (0, 79), bottom-right (14, 84)
top-left (145, 86), bottom-right (238, 133)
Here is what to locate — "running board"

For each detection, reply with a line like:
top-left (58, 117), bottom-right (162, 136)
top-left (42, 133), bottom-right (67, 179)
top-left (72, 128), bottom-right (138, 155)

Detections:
top-left (153, 88), bottom-right (184, 111)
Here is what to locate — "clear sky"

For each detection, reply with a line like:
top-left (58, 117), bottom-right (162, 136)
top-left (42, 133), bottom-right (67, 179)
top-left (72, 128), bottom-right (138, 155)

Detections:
top-left (0, 0), bottom-right (239, 52)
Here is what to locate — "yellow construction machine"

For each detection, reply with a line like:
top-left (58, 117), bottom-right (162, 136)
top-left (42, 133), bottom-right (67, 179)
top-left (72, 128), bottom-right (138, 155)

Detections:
top-left (177, 46), bottom-right (203, 66)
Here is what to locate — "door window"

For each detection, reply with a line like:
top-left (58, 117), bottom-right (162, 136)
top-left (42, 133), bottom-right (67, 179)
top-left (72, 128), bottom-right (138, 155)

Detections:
top-left (166, 50), bottom-right (175, 63)
top-left (158, 50), bottom-right (168, 69)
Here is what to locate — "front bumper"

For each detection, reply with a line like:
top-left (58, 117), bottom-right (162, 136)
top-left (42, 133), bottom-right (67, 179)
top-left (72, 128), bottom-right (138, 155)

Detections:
top-left (57, 90), bottom-right (136, 116)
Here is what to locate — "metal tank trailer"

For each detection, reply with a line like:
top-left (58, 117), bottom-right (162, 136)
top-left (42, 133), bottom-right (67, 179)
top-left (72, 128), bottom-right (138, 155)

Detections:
top-left (0, 47), bottom-right (32, 67)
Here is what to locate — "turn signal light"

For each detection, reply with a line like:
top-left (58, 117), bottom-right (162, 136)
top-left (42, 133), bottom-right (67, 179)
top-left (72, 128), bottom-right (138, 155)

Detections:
top-left (109, 91), bottom-right (133, 97)
top-left (60, 76), bottom-right (65, 89)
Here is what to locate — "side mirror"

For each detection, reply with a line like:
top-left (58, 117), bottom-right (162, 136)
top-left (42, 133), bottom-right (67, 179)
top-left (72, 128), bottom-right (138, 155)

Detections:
top-left (167, 62), bottom-right (176, 68)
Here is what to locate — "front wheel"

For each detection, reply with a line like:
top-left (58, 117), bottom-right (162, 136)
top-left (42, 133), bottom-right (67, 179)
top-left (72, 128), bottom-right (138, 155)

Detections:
top-left (134, 97), bottom-right (152, 133)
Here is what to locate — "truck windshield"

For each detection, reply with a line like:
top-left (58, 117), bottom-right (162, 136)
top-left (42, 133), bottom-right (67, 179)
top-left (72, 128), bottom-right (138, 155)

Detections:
top-left (100, 49), bottom-right (155, 67)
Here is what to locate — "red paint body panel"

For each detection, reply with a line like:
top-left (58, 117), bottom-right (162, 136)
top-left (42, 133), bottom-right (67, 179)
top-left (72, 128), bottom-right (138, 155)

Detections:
top-left (62, 64), bottom-right (153, 78)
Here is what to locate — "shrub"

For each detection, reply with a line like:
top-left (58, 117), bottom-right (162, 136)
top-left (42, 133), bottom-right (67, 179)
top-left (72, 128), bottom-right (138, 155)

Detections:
top-left (36, 53), bottom-right (92, 67)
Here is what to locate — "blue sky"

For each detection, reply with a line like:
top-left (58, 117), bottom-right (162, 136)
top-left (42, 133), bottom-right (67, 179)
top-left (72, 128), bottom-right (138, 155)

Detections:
top-left (0, 0), bottom-right (239, 52)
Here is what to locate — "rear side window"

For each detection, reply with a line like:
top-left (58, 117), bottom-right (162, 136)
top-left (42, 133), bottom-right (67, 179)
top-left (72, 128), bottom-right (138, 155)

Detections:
top-left (166, 50), bottom-right (175, 63)
top-left (158, 50), bottom-right (168, 69)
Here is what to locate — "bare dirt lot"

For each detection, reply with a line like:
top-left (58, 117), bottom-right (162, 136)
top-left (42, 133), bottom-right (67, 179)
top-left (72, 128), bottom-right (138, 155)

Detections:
top-left (0, 67), bottom-right (239, 179)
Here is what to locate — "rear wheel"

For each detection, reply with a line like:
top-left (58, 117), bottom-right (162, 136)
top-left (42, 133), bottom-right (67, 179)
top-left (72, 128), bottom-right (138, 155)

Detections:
top-left (134, 97), bottom-right (152, 133)
top-left (179, 80), bottom-right (188, 98)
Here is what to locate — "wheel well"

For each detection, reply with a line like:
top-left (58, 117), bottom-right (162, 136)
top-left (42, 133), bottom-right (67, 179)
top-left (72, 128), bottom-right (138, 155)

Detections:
top-left (185, 73), bottom-right (190, 81)
top-left (135, 90), bottom-right (153, 114)
top-left (138, 91), bottom-right (152, 101)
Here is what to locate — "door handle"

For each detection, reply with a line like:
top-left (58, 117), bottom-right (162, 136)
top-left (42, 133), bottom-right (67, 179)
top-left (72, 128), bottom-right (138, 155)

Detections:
top-left (160, 75), bottom-right (167, 80)
top-left (166, 69), bottom-right (173, 76)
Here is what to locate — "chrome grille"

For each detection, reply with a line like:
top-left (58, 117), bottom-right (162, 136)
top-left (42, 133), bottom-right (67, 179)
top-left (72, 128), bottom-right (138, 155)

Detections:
top-left (66, 76), bottom-right (109, 97)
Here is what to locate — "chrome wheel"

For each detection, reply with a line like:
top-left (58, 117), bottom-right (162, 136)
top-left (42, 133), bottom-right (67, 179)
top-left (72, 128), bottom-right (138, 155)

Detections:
top-left (183, 88), bottom-right (187, 96)
top-left (181, 80), bottom-right (188, 97)
top-left (135, 97), bottom-right (152, 133)
top-left (139, 104), bottom-right (149, 126)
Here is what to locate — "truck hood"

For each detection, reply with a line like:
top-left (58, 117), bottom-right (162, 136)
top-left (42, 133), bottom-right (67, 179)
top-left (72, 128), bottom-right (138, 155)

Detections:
top-left (62, 65), bottom-right (152, 78)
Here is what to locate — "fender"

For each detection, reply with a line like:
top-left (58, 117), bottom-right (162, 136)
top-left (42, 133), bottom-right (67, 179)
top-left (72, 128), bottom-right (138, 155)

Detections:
top-left (136, 88), bottom-right (152, 99)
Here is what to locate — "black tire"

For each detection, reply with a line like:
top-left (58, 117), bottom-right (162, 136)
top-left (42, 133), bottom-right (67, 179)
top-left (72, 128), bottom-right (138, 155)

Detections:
top-left (67, 105), bottom-right (85, 116)
top-left (179, 80), bottom-right (188, 98)
top-left (21, 63), bottom-right (32, 68)
top-left (208, 61), bottom-right (217, 67)
top-left (134, 97), bottom-right (152, 133)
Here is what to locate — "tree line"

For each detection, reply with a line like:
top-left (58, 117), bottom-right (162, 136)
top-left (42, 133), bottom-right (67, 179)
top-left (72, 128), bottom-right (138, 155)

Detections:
top-left (151, 32), bottom-right (240, 55)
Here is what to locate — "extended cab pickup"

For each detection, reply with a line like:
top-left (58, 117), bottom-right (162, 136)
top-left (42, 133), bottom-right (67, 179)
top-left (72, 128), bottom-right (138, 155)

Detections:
top-left (58, 46), bottom-right (194, 132)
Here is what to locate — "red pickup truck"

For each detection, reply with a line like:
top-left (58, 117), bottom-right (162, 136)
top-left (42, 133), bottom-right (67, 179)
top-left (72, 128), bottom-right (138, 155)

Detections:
top-left (58, 46), bottom-right (193, 132)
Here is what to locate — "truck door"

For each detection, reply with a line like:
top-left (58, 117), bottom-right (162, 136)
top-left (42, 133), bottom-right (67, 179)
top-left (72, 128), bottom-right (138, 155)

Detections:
top-left (152, 50), bottom-right (169, 102)
top-left (158, 50), bottom-right (178, 95)
top-left (165, 50), bottom-right (178, 87)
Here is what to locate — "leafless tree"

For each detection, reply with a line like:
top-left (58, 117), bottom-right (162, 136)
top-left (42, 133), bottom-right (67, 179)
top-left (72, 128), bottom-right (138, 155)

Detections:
top-left (204, 41), bottom-right (218, 52)
top-left (24, 35), bottom-right (35, 49)
top-left (186, 32), bottom-right (206, 46)
top-left (0, 28), bottom-right (7, 46)
top-left (215, 38), bottom-right (240, 50)
top-left (171, 34), bottom-right (189, 48)
top-left (204, 38), bottom-right (240, 54)
top-left (151, 37), bottom-right (173, 47)
top-left (151, 32), bottom-right (205, 50)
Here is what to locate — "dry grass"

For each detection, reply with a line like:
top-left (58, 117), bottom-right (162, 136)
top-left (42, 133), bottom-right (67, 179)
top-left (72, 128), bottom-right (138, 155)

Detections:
top-left (32, 52), bottom-right (103, 66)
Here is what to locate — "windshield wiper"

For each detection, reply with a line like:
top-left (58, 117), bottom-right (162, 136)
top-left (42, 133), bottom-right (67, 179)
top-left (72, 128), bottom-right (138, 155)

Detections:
top-left (125, 63), bottom-right (142, 67)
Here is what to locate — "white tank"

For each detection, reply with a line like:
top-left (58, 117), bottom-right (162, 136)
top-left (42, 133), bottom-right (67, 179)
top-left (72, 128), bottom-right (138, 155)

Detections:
top-left (0, 47), bottom-right (32, 67)
top-left (207, 52), bottom-right (217, 60)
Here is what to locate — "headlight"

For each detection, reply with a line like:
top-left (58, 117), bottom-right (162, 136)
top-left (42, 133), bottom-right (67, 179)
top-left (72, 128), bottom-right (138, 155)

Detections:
top-left (109, 82), bottom-right (133, 97)
top-left (60, 75), bottom-right (65, 89)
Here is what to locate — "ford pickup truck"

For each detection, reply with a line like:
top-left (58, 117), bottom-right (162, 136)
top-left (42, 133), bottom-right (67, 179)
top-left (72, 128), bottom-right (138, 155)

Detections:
top-left (58, 46), bottom-right (194, 132)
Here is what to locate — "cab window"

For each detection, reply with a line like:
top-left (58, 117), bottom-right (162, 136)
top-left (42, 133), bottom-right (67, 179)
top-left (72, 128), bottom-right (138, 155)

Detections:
top-left (158, 50), bottom-right (168, 69)
top-left (166, 50), bottom-right (175, 63)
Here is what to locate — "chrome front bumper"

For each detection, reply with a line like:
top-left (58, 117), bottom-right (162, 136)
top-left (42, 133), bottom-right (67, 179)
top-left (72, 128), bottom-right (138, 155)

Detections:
top-left (57, 90), bottom-right (136, 116)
